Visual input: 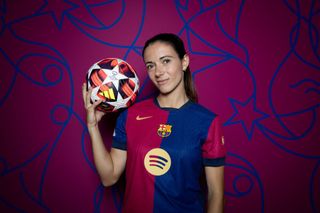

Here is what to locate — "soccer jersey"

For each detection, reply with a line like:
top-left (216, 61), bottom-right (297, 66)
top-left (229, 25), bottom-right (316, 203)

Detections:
top-left (112, 98), bottom-right (226, 213)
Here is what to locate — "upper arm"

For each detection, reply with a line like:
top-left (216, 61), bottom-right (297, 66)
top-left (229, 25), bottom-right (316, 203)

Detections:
top-left (202, 115), bottom-right (226, 197)
top-left (110, 110), bottom-right (128, 181)
top-left (202, 116), bottom-right (226, 166)
top-left (110, 148), bottom-right (127, 183)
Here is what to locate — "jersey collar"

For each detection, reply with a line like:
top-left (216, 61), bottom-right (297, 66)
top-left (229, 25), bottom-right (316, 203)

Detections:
top-left (153, 97), bottom-right (192, 112)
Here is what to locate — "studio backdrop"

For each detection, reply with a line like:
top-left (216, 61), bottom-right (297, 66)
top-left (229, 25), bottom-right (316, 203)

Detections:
top-left (1, 0), bottom-right (319, 212)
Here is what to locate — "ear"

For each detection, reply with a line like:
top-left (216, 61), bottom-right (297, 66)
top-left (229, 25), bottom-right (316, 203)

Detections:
top-left (182, 54), bottom-right (190, 71)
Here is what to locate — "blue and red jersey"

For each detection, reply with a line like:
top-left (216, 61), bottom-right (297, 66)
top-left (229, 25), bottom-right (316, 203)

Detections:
top-left (112, 98), bottom-right (226, 213)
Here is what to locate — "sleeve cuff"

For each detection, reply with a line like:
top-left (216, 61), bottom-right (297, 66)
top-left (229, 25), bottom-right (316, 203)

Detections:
top-left (203, 157), bottom-right (225, 167)
top-left (112, 140), bottom-right (127, 150)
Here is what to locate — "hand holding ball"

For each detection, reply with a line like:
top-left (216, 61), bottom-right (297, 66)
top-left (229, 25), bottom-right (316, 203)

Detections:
top-left (86, 58), bottom-right (139, 112)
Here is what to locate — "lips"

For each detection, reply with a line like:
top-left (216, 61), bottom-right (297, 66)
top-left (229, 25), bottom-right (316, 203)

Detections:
top-left (156, 79), bottom-right (169, 85)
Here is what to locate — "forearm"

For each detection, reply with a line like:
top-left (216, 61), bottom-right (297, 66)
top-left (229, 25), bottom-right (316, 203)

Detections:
top-left (207, 192), bottom-right (224, 213)
top-left (88, 125), bottom-right (116, 186)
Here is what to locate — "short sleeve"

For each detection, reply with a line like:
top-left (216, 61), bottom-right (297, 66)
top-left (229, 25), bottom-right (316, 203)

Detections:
top-left (202, 116), bottom-right (226, 167)
top-left (112, 110), bottom-right (128, 150)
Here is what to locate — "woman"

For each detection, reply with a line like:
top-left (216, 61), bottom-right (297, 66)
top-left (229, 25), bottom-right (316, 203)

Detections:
top-left (82, 33), bottom-right (226, 213)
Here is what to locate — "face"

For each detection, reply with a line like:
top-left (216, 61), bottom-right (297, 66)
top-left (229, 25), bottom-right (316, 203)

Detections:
top-left (143, 41), bottom-right (189, 97)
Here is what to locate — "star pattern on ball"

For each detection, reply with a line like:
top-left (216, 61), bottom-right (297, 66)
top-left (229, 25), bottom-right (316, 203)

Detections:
top-left (90, 63), bottom-right (128, 103)
top-left (109, 95), bottom-right (132, 110)
top-left (88, 58), bottom-right (139, 112)
top-left (100, 64), bottom-right (129, 89)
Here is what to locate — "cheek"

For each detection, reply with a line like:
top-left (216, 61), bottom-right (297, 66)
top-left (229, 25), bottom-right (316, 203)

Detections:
top-left (147, 71), bottom-right (156, 81)
top-left (171, 68), bottom-right (183, 79)
top-left (169, 63), bottom-right (183, 76)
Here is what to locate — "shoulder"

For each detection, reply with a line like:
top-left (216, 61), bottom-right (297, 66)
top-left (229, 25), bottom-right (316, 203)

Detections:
top-left (188, 102), bottom-right (218, 120)
top-left (127, 98), bottom-right (154, 111)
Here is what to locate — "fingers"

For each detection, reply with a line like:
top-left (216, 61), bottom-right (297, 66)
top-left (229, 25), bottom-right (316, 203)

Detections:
top-left (84, 83), bottom-right (94, 108)
top-left (82, 82), bottom-right (93, 108)
top-left (86, 87), bottom-right (93, 107)
top-left (82, 82), bottom-right (103, 111)
top-left (82, 83), bottom-right (87, 105)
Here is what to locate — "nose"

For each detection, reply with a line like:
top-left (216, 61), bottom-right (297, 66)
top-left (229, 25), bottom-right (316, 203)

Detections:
top-left (155, 65), bottom-right (164, 77)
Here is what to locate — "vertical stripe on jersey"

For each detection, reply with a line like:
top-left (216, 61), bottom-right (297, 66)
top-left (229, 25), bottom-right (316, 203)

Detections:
top-left (123, 106), bottom-right (170, 213)
top-left (153, 108), bottom-right (213, 213)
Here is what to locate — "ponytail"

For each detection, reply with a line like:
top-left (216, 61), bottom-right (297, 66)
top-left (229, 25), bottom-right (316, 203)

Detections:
top-left (184, 67), bottom-right (198, 103)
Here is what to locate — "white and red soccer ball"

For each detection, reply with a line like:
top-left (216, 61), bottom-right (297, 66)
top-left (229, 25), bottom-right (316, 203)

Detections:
top-left (86, 58), bottom-right (139, 112)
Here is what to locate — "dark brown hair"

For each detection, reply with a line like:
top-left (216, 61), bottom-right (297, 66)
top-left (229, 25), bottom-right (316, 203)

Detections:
top-left (142, 33), bottom-right (198, 103)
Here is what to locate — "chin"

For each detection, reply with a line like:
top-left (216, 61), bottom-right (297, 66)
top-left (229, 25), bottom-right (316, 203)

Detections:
top-left (157, 87), bottom-right (170, 95)
top-left (159, 84), bottom-right (174, 92)
top-left (161, 89), bottom-right (177, 96)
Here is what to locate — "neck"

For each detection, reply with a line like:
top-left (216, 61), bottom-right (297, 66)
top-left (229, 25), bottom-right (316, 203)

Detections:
top-left (157, 93), bottom-right (189, 109)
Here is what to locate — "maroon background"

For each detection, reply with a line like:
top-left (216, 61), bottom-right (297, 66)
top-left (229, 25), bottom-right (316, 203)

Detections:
top-left (1, 0), bottom-right (319, 212)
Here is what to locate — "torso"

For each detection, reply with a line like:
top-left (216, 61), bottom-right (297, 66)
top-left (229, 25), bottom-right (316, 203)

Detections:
top-left (116, 98), bottom-right (220, 213)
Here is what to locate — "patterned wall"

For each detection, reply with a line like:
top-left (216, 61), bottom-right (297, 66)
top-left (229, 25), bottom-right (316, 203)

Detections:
top-left (1, 0), bottom-right (319, 212)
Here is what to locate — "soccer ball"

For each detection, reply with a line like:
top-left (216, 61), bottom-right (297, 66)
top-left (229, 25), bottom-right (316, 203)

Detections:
top-left (86, 58), bottom-right (139, 112)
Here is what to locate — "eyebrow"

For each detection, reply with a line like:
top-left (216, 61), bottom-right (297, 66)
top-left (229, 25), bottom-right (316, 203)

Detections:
top-left (160, 55), bottom-right (173, 60)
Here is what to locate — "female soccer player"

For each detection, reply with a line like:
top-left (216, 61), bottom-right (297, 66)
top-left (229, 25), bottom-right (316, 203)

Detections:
top-left (82, 33), bottom-right (226, 213)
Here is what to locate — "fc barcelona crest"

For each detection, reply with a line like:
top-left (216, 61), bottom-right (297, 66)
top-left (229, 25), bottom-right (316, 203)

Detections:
top-left (157, 124), bottom-right (172, 137)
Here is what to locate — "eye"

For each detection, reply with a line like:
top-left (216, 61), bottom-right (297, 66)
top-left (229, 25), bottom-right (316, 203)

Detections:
top-left (146, 64), bottom-right (154, 70)
top-left (162, 59), bottom-right (170, 64)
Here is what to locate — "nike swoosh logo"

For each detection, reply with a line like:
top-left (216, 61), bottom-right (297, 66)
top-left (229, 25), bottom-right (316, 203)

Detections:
top-left (136, 115), bottom-right (152, 120)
